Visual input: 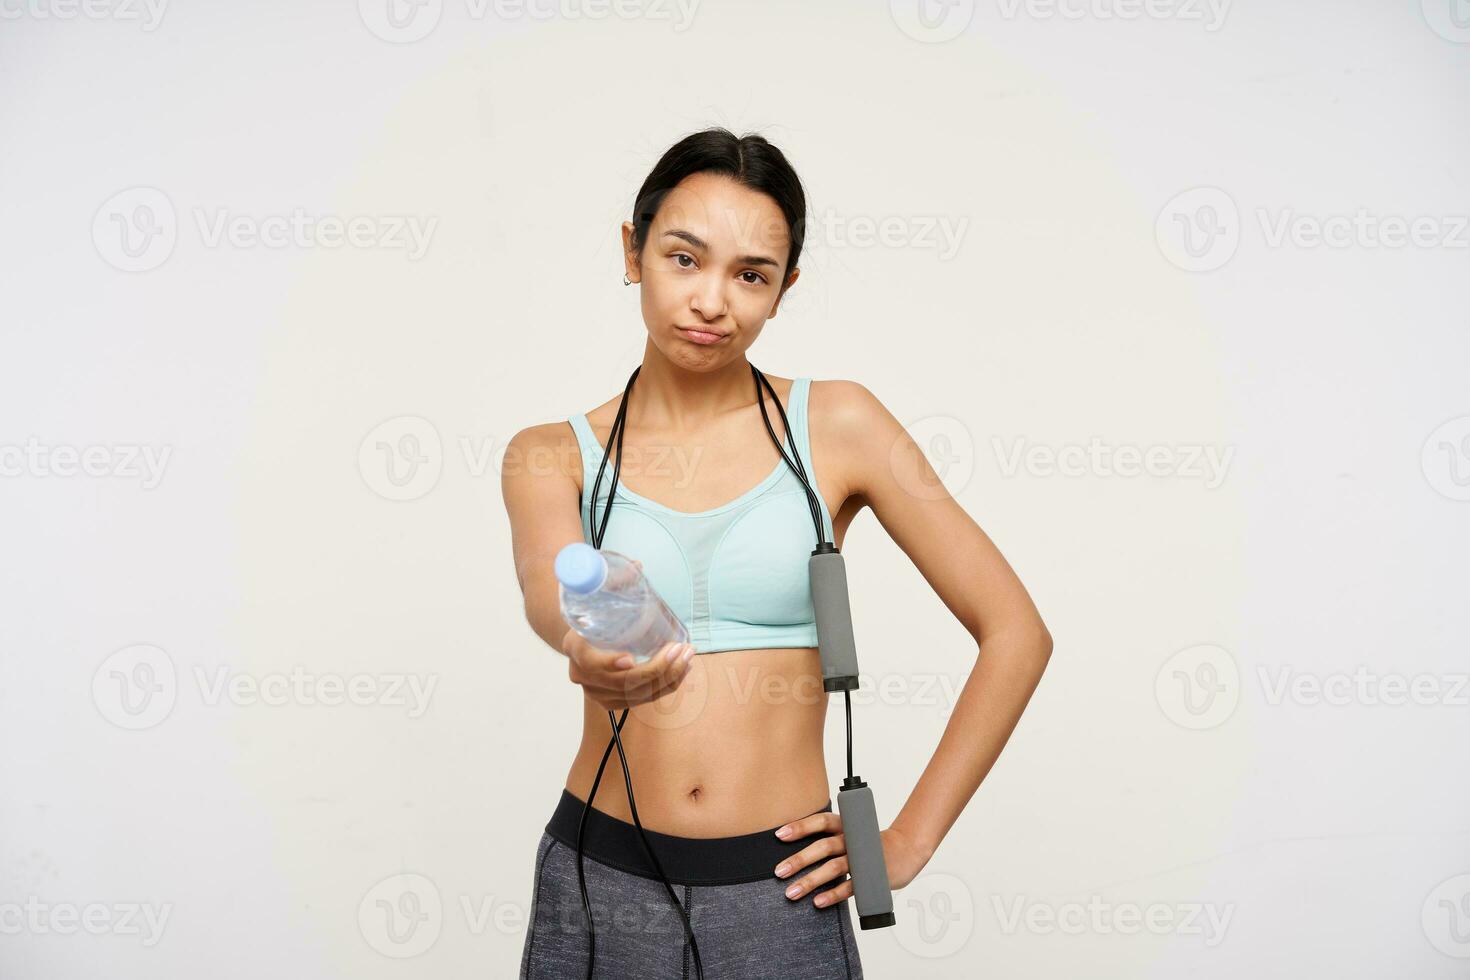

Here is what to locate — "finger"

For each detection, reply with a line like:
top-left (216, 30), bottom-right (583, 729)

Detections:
top-left (773, 832), bottom-right (845, 880)
top-left (641, 651), bottom-right (698, 701)
top-left (622, 645), bottom-right (696, 701)
top-left (773, 810), bottom-right (842, 845)
top-left (576, 641), bottom-right (640, 673)
top-left (622, 642), bottom-right (694, 685)
top-left (812, 878), bottom-right (853, 909)
top-left (782, 855), bottom-right (849, 902)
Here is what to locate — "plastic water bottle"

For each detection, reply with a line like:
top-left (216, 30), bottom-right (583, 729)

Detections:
top-left (554, 543), bottom-right (690, 663)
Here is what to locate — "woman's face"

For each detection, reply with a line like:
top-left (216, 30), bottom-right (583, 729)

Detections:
top-left (623, 171), bottom-right (799, 371)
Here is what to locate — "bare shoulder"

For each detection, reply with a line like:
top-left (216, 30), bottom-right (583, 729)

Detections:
top-left (807, 378), bottom-right (902, 505)
top-left (501, 419), bottom-right (583, 490)
top-left (808, 378), bottom-right (890, 430)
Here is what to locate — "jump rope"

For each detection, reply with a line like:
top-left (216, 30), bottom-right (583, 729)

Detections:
top-left (575, 362), bottom-right (895, 979)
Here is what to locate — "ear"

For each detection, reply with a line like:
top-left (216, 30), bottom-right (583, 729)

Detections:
top-left (767, 266), bottom-right (800, 318)
top-left (621, 221), bottom-right (641, 284)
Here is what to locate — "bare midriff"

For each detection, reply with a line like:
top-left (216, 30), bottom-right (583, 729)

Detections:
top-left (564, 645), bottom-right (833, 838)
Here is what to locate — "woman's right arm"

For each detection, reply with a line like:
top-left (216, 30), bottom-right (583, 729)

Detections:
top-left (501, 423), bottom-right (587, 653)
top-left (501, 423), bottom-right (697, 707)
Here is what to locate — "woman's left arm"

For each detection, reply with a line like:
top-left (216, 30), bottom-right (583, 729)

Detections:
top-left (774, 380), bottom-right (1054, 905)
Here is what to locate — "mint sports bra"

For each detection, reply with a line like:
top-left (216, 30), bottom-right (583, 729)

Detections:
top-left (567, 377), bottom-right (834, 655)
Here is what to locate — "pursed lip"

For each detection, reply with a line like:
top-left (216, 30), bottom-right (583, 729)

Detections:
top-left (676, 325), bottom-right (729, 339)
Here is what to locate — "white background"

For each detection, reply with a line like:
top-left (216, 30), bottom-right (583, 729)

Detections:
top-left (2, 1), bottom-right (1468, 977)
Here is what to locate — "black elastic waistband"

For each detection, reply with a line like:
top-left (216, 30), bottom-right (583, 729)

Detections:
top-left (546, 788), bottom-right (834, 887)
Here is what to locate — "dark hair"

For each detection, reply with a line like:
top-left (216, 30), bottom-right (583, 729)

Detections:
top-left (628, 127), bottom-right (808, 284)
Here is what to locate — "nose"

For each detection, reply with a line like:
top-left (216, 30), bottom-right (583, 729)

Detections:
top-left (689, 270), bottom-right (728, 322)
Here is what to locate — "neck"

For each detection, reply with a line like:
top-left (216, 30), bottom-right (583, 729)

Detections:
top-left (630, 340), bottom-right (761, 431)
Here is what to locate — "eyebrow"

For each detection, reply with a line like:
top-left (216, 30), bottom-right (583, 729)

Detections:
top-left (661, 229), bottom-right (782, 269)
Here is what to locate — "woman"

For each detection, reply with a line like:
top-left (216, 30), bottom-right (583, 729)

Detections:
top-left (503, 128), bottom-right (1053, 979)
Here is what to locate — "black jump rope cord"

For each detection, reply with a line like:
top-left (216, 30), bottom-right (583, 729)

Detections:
top-left (574, 364), bottom-right (854, 980)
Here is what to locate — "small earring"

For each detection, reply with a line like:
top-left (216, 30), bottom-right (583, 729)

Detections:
top-left (623, 274), bottom-right (632, 286)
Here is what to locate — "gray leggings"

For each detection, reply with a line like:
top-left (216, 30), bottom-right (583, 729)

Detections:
top-left (520, 789), bottom-right (864, 979)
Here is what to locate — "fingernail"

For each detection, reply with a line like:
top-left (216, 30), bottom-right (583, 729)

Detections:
top-left (615, 655), bottom-right (634, 668)
top-left (814, 895), bottom-right (828, 907)
top-left (665, 645), bottom-right (681, 662)
top-left (775, 826), bottom-right (791, 839)
top-left (680, 646), bottom-right (696, 664)
top-left (775, 863), bottom-right (790, 877)
top-left (785, 884), bottom-right (800, 898)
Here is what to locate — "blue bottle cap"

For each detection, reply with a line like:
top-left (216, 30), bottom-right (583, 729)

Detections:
top-left (554, 542), bottom-right (607, 594)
